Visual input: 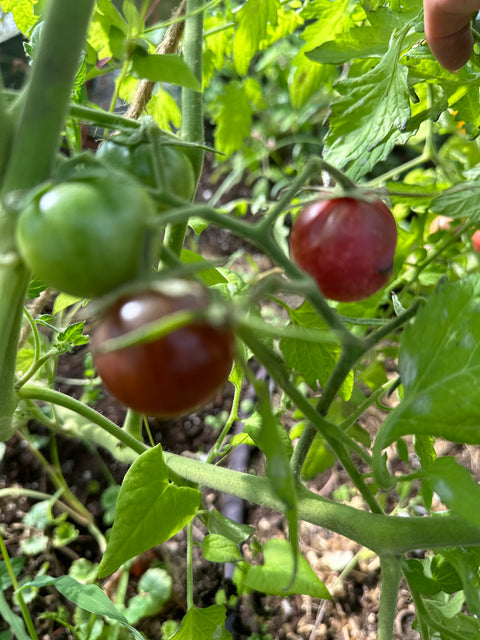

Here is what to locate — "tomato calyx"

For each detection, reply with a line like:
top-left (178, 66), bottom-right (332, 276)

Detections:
top-left (306, 159), bottom-right (390, 207)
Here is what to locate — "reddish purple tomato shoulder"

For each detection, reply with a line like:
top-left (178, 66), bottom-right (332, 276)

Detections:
top-left (290, 197), bottom-right (397, 302)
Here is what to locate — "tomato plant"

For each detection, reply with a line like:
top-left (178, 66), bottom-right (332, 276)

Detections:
top-left (4, 2), bottom-right (480, 640)
top-left (91, 283), bottom-right (235, 417)
top-left (289, 197), bottom-right (397, 302)
top-left (97, 137), bottom-right (195, 205)
top-left (16, 173), bottom-right (156, 298)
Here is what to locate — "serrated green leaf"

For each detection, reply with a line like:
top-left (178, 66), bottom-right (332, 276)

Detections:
top-left (98, 445), bottom-right (201, 578)
top-left (373, 277), bottom-right (480, 476)
top-left (148, 87), bottom-right (181, 131)
top-left (0, 0), bottom-right (38, 35)
top-left (171, 605), bottom-right (232, 640)
top-left (132, 53), bottom-right (201, 91)
top-left (431, 181), bottom-right (480, 221)
top-left (233, 0), bottom-right (280, 75)
top-left (57, 322), bottom-right (88, 349)
top-left (213, 82), bottom-right (252, 156)
top-left (289, 0), bottom-right (355, 108)
top-left (241, 538), bottom-right (330, 598)
top-left (324, 27), bottom-right (413, 179)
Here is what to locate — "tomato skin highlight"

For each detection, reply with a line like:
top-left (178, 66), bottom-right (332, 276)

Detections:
top-left (290, 197), bottom-right (397, 302)
top-left (16, 175), bottom-right (156, 298)
top-left (92, 285), bottom-right (235, 418)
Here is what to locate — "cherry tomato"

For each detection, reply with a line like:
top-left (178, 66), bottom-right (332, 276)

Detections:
top-left (91, 282), bottom-right (235, 418)
top-left (16, 174), bottom-right (156, 298)
top-left (290, 197), bottom-right (397, 302)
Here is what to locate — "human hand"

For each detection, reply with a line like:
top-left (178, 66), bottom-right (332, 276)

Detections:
top-left (423, 0), bottom-right (480, 71)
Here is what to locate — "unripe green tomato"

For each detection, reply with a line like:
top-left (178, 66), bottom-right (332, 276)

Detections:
top-left (96, 140), bottom-right (195, 206)
top-left (16, 175), bottom-right (156, 298)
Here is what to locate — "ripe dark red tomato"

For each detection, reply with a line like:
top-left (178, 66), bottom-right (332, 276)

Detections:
top-left (91, 283), bottom-right (235, 418)
top-left (290, 197), bottom-right (397, 302)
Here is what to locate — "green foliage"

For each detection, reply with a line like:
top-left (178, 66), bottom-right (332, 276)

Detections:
top-left (5, 1), bottom-right (480, 639)
top-left (170, 605), bottom-right (232, 640)
top-left (19, 575), bottom-right (145, 640)
top-left (234, 538), bottom-right (330, 598)
top-left (98, 445), bottom-right (201, 578)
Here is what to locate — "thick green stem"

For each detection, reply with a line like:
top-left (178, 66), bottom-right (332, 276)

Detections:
top-left (164, 453), bottom-right (480, 555)
top-left (186, 521), bottom-right (194, 609)
top-left (17, 385), bottom-right (148, 457)
top-left (18, 384), bottom-right (480, 556)
top-left (165, 0), bottom-right (205, 256)
top-left (2, 0), bottom-right (95, 192)
top-left (0, 0), bottom-right (95, 442)
top-left (180, 0), bottom-right (205, 181)
top-left (377, 556), bottom-right (402, 640)
top-left (290, 347), bottom-right (365, 481)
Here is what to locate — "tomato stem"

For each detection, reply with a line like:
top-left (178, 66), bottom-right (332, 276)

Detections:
top-left (377, 556), bottom-right (402, 640)
top-left (17, 385), bottom-right (148, 457)
top-left (0, 0), bottom-right (96, 442)
top-left (239, 329), bottom-right (382, 513)
top-left (164, 0), bottom-right (206, 257)
top-left (164, 452), bottom-right (480, 555)
top-left (186, 521), bottom-right (195, 610)
top-left (0, 529), bottom-right (40, 640)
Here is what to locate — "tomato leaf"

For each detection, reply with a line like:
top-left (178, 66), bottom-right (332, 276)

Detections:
top-left (171, 605), bottom-right (232, 640)
top-left (324, 25), bottom-right (414, 179)
top-left (431, 180), bottom-right (480, 222)
top-left (202, 534), bottom-right (242, 563)
top-left (239, 538), bottom-right (330, 598)
top-left (289, 0), bottom-right (355, 108)
top-left (0, 0), bottom-right (38, 35)
top-left (438, 548), bottom-right (480, 616)
top-left (280, 301), bottom-right (353, 401)
top-left (213, 82), bottom-right (253, 156)
top-left (422, 458), bottom-right (480, 531)
top-left (373, 277), bottom-right (480, 484)
top-left (203, 509), bottom-right (254, 544)
top-left (98, 445), bottom-right (201, 578)
top-left (233, 0), bottom-right (280, 76)
top-left (132, 53), bottom-right (201, 91)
